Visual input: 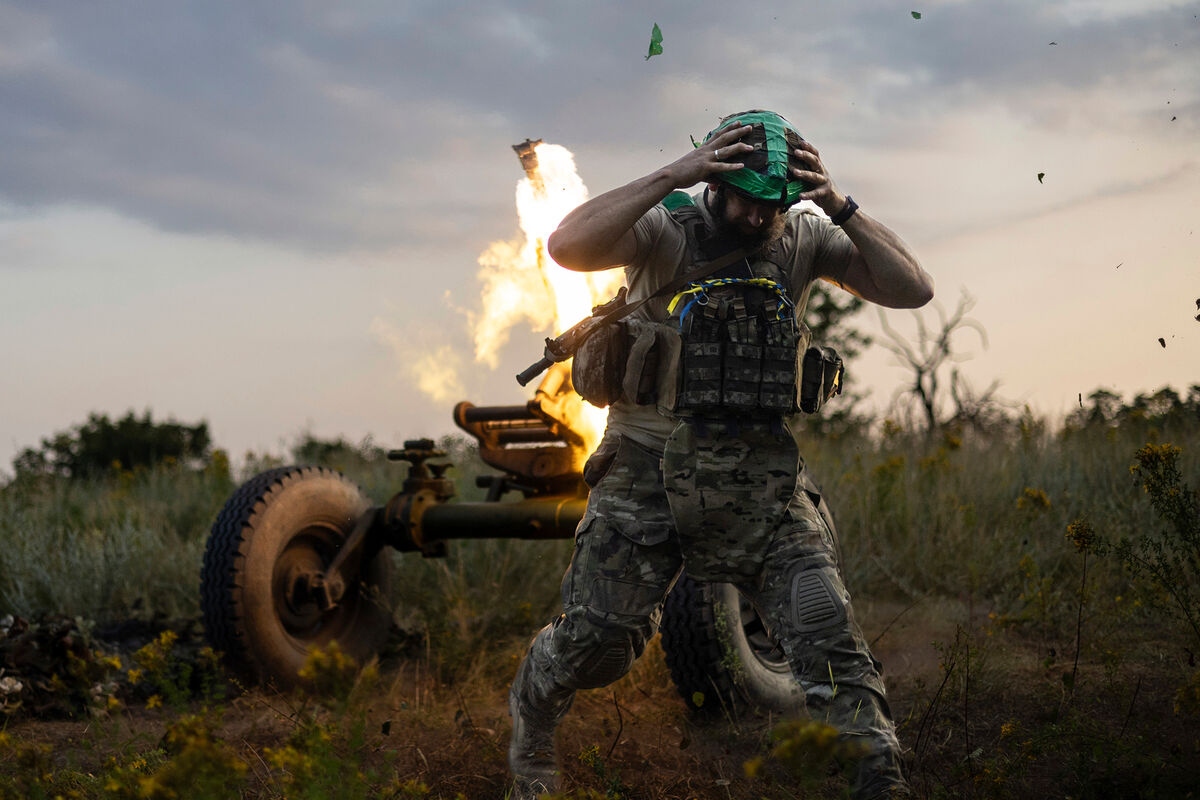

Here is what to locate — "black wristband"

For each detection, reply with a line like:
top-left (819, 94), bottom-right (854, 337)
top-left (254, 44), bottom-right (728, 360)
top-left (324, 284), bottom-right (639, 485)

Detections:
top-left (830, 195), bottom-right (858, 226)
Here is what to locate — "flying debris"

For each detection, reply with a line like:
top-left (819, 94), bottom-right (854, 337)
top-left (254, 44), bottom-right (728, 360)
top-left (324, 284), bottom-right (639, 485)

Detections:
top-left (1158, 338), bottom-right (1166, 348)
top-left (1049, 41), bottom-right (1058, 45)
top-left (512, 138), bottom-right (543, 181)
top-left (1115, 262), bottom-right (1123, 269)
top-left (911, 11), bottom-right (922, 19)
top-left (646, 23), bottom-right (663, 60)
top-left (1037, 173), bottom-right (1045, 183)
top-left (1078, 393), bottom-right (1083, 409)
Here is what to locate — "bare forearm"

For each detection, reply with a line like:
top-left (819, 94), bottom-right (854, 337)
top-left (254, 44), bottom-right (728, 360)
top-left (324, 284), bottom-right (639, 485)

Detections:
top-left (547, 168), bottom-right (677, 271)
top-left (547, 122), bottom-right (756, 272)
top-left (839, 209), bottom-right (934, 309)
top-left (792, 140), bottom-right (933, 309)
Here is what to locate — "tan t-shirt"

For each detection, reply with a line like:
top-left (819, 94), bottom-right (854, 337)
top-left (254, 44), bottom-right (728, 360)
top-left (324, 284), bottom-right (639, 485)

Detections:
top-left (607, 191), bottom-right (856, 450)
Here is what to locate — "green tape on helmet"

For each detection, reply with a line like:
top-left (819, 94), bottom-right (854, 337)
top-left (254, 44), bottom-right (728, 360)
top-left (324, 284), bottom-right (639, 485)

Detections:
top-left (701, 110), bottom-right (809, 206)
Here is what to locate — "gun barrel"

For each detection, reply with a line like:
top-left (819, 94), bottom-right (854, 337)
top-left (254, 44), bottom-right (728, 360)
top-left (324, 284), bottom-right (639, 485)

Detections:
top-left (516, 356), bottom-right (553, 386)
top-left (495, 425), bottom-right (561, 445)
top-left (460, 404), bottom-right (537, 423)
top-left (386, 495), bottom-right (586, 552)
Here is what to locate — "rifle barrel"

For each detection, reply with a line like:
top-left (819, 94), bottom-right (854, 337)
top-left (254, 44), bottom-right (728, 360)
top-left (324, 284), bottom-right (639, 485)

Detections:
top-left (516, 356), bottom-right (553, 386)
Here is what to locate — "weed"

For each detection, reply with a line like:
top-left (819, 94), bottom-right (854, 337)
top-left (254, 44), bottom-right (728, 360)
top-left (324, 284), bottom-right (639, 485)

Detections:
top-left (1017, 486), bottom-right (1051, 511)
top-left (1108, 442), bottom-right (1200, 646)
top-left (1064, 519), bottom-right (1098, 697)
top-left (118, 712), bottom-right (245, 799)
top-left (577, 743), bottom-right (630, 799)
top-left (1174, 669), bottom-right (1200, 716)
top-left (128, 630), bottom-right (225, 710)
top-left (0, 729), bottom-right (54, 799)
top-left (297, 640), bottom-right (364, 706)
top-left (744, 718), bottom-right (866, 790)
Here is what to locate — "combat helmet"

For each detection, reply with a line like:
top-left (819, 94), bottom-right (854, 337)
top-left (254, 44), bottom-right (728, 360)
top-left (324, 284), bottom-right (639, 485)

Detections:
top-left (702, 110), bottom-right (809, 207)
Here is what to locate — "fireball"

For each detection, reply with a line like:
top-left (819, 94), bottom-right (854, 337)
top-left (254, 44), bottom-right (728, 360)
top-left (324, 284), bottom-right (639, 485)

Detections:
top-left (473, 141), bottom-right (623, 454)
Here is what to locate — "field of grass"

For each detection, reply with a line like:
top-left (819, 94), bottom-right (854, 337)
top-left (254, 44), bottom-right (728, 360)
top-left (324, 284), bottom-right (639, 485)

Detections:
top-left (1, 405), bottom-right (1198, 798)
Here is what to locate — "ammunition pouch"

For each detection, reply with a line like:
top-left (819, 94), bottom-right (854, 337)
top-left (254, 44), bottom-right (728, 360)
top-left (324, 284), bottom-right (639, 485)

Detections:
top-left (572, 319), bottom-right (680, 409)
top-left (799, 345), bottom-right (844, 414)
top-left (572, 322), bottom-right (627, 408)
top-left (668, 281), bottom-right (805, 418)
top-left (571, 308), bottom-right (844, 417)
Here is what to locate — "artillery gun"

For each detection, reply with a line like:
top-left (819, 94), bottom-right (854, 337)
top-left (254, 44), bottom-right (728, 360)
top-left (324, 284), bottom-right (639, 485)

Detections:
top-left (200, 364), bottom-right (836, 714)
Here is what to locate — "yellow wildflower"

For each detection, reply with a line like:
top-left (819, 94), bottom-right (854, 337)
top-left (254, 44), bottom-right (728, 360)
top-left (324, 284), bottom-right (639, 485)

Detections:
top-left (1066, 519), bottom-right (1097, 554)
top-left (1016, 487), bottom-right (1050, 511)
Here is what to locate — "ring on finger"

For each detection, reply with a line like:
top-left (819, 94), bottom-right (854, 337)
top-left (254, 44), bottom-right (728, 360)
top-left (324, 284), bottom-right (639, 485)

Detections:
top-left (714, 147), bottom-right (722, 160)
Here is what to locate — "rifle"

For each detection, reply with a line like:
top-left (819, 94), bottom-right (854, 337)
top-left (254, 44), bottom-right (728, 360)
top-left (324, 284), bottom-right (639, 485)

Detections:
top-left (515, 288), bottom-right (629, 386)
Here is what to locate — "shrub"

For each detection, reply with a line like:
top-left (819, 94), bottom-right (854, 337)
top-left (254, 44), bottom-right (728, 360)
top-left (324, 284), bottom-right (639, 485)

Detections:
top-left (1108, 442), bottom-right (1200, 646)
top-left (11, 410), bottom-right (211, 481)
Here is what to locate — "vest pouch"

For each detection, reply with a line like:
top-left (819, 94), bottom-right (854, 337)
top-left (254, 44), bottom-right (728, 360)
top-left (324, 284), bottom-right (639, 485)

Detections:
top-left (721, 297), bottom-right (762, 411)
top-left (572, 322), bottom-right (628, 408)
top-left (799, 345), bottom-right (844, 414)
top-left (759, 302), bottom-right (804, 413)
top-left (621, 318), bottom-right (677, 406)
top-left (653, 323), bottom-right (681, 415)
top-left (675, 298), bottom-right (725, 414)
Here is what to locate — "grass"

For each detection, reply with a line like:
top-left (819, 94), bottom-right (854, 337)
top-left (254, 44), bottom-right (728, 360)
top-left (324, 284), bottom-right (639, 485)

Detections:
top-left (2, 412), bottom-right (1199, 798)
top-left (798, 415), bottom-right (1199, 625)
top-left (0, 459), bottom-right (235, 621)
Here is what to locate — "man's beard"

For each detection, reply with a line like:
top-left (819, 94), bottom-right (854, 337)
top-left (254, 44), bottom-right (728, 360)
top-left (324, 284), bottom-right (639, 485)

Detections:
top-left (710, 188), bottom-right (788, 254)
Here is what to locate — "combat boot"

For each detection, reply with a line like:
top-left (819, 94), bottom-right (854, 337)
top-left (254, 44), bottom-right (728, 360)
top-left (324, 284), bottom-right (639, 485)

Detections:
top-left (508, 653), bottom-right (571, 799)
top-left (508, 692), bottom-right (559, 798)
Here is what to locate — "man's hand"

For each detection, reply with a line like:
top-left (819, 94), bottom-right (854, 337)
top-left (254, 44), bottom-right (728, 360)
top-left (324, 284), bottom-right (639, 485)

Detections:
top-left (793, 140), bottom-right (848, 217)
top-left (794, 139), bottom-right (933, 309)
top-left (665, 122), bottom-right (753, 188)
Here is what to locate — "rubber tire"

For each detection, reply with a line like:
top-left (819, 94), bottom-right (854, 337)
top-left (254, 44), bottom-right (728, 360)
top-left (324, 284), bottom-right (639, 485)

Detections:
top-left (659, 468), bottom-right (839, 715)
top-left (200, 466), bottom-right (391, 686)
top-left (661, 573), bottom-right (803, 715)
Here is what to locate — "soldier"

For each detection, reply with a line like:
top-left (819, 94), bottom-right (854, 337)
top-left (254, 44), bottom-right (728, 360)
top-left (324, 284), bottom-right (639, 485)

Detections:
top-left (508, 110), bottom-right (933, 799)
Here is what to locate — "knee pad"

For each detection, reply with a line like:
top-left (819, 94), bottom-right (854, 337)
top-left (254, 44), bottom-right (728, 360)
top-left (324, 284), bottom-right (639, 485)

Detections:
top-left (570, 632), bottom-right (636, 689)
top-left (789, 567), bottom-right (847, 634)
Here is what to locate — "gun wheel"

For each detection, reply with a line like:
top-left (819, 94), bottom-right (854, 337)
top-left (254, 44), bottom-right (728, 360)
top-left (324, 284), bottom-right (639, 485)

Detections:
top-left (201, 466), bottom-right (391, 686)
top-left (660, 467), bottom-right (840, 715)
top-left (661, 572), bottom-right (803, 714)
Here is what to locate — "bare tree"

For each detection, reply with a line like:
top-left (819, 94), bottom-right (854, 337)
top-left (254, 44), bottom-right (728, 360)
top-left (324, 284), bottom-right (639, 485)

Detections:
top-left (877, 291), bottom-right (999, 432)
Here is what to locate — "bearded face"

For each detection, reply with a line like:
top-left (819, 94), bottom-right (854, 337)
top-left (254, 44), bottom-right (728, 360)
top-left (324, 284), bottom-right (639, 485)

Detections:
top-left (710, 186), bottom-right (789, 252)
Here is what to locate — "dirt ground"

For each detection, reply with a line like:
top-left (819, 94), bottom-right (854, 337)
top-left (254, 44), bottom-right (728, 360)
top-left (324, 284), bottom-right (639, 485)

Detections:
top-left (7, 598), bottom-right (1199, 799)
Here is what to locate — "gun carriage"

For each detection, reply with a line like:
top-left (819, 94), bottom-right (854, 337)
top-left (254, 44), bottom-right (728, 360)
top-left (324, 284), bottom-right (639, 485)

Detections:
top-left (200, 363), bottom-right (838, 713)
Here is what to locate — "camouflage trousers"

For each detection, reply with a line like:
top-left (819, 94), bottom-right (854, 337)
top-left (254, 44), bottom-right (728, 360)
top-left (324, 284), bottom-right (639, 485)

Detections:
top-left (511, 428), bottom-right (906, 799)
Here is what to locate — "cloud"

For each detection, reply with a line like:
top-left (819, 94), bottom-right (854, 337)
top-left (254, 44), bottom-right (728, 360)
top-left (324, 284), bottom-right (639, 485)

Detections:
top-left (0, 0), bottom-right (1194, 256)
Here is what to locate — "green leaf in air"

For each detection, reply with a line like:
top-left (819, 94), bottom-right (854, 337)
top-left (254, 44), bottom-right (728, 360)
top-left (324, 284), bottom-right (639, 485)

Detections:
top-left (646, 23), bottom-right (664, 60)
top-left (911, 11), bottom-right (922, 19)
top-left (1037, 172), bottom-right (1045, 183)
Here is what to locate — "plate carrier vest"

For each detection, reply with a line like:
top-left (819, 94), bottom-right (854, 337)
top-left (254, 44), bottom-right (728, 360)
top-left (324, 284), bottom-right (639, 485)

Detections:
top-left (663, 194), bottom-right (804, 419)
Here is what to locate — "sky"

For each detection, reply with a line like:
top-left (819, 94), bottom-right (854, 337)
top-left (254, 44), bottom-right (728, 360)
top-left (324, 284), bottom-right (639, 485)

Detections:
top-left (1, 0), bottom-right (1197, 471)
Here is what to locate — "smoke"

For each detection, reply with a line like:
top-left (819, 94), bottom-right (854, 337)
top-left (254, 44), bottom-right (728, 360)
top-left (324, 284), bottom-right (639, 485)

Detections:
top-left (471, 238), bottom-right (555, 368)
top-left (376, 140), bottom-right (615, 411)
top-left (370, 317), bottom-right (466, 403)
